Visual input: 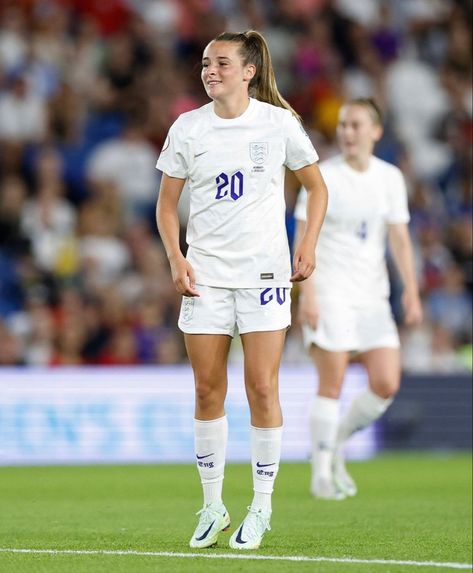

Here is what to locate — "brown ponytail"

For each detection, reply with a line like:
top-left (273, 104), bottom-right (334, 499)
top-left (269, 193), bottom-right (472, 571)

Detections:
top-left (213, 30), bottom-right (301, 121)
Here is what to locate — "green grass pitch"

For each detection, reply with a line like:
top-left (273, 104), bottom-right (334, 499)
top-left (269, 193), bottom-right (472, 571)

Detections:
top-left (0, 453), bottom-right (471, 573)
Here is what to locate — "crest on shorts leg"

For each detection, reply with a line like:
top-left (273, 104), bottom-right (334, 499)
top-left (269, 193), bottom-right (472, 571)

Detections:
top-left (249, 142), bottom-right (269, 165)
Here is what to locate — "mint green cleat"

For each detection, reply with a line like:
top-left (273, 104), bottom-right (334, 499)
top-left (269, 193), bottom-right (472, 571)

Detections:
top-left (189, 502), bottom-right (230, 548)
top-left (229, 507), bottom-right (271, 550)
top-left (333, 452), bottom-right (357, 497)
top-left (311, 475), bottom-right (346, 500)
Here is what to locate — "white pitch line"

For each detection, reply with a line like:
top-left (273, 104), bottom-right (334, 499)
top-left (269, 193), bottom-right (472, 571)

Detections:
top-left (0, 548), bottom-right (471, 570)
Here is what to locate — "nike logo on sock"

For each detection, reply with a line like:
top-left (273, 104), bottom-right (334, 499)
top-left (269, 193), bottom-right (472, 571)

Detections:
top-left (235, 524), bottom-right (247, 544)
top-left (256, 462), bottom-right (276, 468)
top-left (196, 453), bottom-right (214, 459)
top-left (194, 151), bottom-right (208, 157)
top-left (195, 520), bottom-right (215, 541)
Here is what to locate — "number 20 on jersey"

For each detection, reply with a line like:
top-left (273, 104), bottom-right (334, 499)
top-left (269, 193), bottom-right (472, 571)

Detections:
top-left (215, 171), bottom-right (244, 200)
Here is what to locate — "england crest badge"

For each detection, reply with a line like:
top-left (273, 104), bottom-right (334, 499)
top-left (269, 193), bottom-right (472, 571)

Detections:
top-left (249, 142), bottom-right (269, 165)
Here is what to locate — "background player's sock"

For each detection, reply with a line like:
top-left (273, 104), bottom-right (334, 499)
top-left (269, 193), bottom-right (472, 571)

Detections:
top-left (336, 388), bottom-right (393, 447)
top-left (194, 415), bottom-right (228, 505)
top-left (310, 395), bottom-right (340, 481)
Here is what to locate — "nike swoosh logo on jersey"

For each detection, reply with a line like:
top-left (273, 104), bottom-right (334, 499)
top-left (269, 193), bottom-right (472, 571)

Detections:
top-left (235, 524), bottom-right (247, 544)
top-left (194, 151), bottom-right (208, 157)
top-left (195, 520), bottom-right (215, 541)
top-left (256, 462), bottom-right (276, 468)
top-left (196, 453), bottom-right (214, 460)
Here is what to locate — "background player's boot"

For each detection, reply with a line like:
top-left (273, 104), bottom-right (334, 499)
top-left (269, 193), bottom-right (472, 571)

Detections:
top-left (189, 501), bottom-right (230, 548)
top-left (311, 474), bottom-right (346, 500)
top-left (333, 452), bottom-right (357, 497)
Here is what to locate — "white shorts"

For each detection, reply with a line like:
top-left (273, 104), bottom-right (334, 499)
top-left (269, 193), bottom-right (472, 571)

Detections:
top-left (302, 298), bottom-right (400, 353)
top-left (178, 284), bottom-right (291, 336)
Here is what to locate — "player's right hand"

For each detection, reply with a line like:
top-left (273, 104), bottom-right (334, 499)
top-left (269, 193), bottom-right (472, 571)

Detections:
top-left (298, 295), bottom-right (319, 329)
top-left (169, 255), bottom-right (200, 297)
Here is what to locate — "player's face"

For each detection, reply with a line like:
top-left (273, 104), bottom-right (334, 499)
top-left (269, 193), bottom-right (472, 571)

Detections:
top-left (201, 41), bottom-right (255, 101)
top-left (336, 105), bottom-right (382, 160)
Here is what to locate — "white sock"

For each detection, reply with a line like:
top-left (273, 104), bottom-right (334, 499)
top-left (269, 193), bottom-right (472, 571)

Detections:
top-left (310, 396), bottom-right (340, 480)
top-left (336, 388), bottom-right (393, 449)
top-left (194, 415), bottom-right (228, 505)
top-left (250, 425), bottom-right (283, 513)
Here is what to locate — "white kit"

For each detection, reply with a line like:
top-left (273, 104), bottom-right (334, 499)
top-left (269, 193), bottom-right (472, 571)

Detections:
top-left (157, 98), bottom-right (318, 289)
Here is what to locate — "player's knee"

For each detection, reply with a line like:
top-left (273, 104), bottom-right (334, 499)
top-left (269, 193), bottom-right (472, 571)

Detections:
top-left (247, 379), bottom-right (276, 407)
top-left (372, 379), bottom-right (400, 400)
top-left (194, 376), bottom-right (223, 406)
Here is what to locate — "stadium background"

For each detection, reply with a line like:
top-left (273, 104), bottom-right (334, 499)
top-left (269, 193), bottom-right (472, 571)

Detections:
top-left (0, 0), bottom-right (471, 464)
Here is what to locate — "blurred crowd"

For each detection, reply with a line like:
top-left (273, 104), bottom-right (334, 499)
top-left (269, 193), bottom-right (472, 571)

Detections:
top-left (0, 0), bottom-right (471, 371)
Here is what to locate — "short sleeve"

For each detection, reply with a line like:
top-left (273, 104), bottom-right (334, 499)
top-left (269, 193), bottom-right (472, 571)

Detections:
top-left (294, 187), bottom-right (308, 222)
top-left (283, 112), bottom-right (319, 171)
top-left (156, 119), bottom-right (189, 179)
top-left (387, 167), bottom-right (410, 224)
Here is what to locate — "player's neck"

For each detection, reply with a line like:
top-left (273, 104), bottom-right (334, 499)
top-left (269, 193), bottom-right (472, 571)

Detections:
top-left (345, 155), bottom-right (371, 172)
top-left (212, 94), bottom-right (250, 119)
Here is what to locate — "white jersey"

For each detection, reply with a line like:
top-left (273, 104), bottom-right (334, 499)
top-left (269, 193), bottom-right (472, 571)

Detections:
top-left (295, 154), bottom-right (409, 303)
top-left (156, 97), bottom-right (318, 288)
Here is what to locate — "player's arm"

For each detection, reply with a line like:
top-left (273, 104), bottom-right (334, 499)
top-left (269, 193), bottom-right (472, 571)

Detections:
top-left (290, 163), bottom-right (328, 282)
top-left (156, 174), bottom-right (199, 297)
top-left (388, 223), bottom-right (423, 325)
top-left (294, 218), bottom-right (319, 328)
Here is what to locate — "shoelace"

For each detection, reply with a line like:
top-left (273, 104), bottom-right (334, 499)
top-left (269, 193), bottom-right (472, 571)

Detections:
top-left (243, 506), bottom-right (271, 537)
top-left (195, 504), bottom-right (221, 530)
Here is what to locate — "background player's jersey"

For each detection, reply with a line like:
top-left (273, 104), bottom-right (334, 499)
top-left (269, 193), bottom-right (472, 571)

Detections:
top-left (295, 155), bottom-right (409, 303)
top-left (157, 98), bottom-right (318, 288)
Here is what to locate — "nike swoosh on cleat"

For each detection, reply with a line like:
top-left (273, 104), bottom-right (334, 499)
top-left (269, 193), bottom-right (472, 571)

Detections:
top-left (194, 151), bottom-right (208, 157)
top-left (195, 520), bottom-right (215, 541)
top-left (235, 524), bottom-right (247, 544)
top-left (196, 453), bottom-right (214, 459)
top-left (256, 462), bottom-right (276, 468)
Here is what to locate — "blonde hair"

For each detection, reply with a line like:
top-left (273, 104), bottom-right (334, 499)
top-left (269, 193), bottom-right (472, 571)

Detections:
top-left (347, 98), bottom-right (383, 125)
top-left (213, 30), bottom-right (301, 121)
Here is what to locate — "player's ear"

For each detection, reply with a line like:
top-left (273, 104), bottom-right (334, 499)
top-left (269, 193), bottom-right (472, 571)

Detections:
top-left (373, 124), bottom-right (383, 142)
top-left (243, 64), bottom-right (256, 82)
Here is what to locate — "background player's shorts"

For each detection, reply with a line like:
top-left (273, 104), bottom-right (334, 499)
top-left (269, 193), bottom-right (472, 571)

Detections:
top-left (302, 297), bottom-right (400, 352)
top-left (178, 284), bottom-right (291, 336)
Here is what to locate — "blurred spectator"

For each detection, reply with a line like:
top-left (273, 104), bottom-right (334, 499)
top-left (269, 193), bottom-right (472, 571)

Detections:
top-left (77, 197), bottom-right (130, 288)
top-left (426, 263), bottom-right (472, 344)
top-left (0, 70), bottom-right (47, 142)
top-left (20, 147), bottom-right (77, 273)
top-left (0, 174), bottom-right (30, 255)
top-left (86, 115), bottom-right (159, 224)
top-left (0, 6), bottom-right (27, 73)
top-left (0, 320), bottom-right (24, 365)
top-left (98, 326), bottom-right (139, 366)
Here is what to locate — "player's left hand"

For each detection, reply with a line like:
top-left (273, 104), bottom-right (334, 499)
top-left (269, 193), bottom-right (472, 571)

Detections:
top-left (291, 247), bottom-right (315, 282)
top-left (402, 290), bottom-right (423, 326)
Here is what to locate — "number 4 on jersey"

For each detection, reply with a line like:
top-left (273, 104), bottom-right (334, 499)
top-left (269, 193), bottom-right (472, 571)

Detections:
top-left (356, 221), bottom-right (368, 240)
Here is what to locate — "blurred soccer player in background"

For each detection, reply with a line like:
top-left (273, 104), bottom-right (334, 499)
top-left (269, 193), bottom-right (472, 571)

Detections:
top-left (295, 98), bottom-right (423, 499)
top-left (156, 30), bottom-right (328, 549)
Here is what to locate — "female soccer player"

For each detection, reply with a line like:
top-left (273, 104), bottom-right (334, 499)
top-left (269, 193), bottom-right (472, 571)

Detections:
top-left (156, 31), bottom-right (328, 549)
top-left (295, 98), bottom-right (423, 500)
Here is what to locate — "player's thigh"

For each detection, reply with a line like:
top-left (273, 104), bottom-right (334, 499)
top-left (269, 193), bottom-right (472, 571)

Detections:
top-left (310, 345), bottom-right (350, 399)
top-left (359, 347), bottom-right (401, 398)
top-left (185, 333), bottom-right (232, 390)
top-left (241, 329), bottom-right (287, 388)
